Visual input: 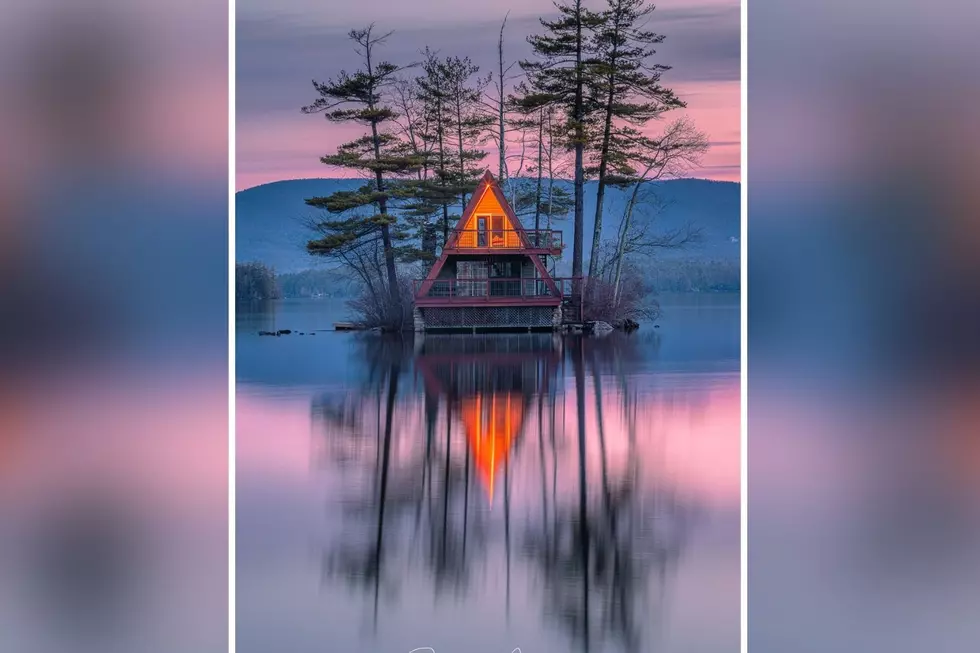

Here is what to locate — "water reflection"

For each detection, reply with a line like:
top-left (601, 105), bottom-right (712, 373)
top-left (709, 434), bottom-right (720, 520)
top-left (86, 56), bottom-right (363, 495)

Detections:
top-left (300, 333), bottom-right (724, 653)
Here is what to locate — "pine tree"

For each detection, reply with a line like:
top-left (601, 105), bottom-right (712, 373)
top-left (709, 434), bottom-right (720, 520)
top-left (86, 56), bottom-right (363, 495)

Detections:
top-left (391, 77), bottom-right (441, 261)
top-left (542, 106), bottom-right (575, 232)
top-left (509, 92), bottom-right (574, 240)
top-left (509, 90), bottom-right (548, 232)
top-left (442, 56), bottom-right (493, 211)
top-left (415, 48), bottom-right (457, 247)
top-left (521, 0), bottom-right (603, 305)
top-left (301, 26), bottom-right (419, 322)
top-left (416, 51), bottom-right (492, 246)
top-left (586, 0), bottom-right (684, 280)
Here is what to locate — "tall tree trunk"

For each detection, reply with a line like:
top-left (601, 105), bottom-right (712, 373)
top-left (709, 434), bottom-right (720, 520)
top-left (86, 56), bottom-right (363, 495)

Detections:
top-left (588, 79), bottom-right (616, 280)
top-left (534, 107), bottom-right (544, 233)
top-left (373, 164), bottom-right (400, 315)
top-left (572, 1), bottom-right (585, 308)
top-left (437, 98), bottom-right (450, 247)
top-left (588, 17), bottom-right (622, 281)
top-left (546, 109), bottom-right (555, 232)
top-left (498, 16), bottom-right (508, 184)
top-left (612, 176), bottom-right (645, 302)
top-left (365, 46), bottom-right (402, 317)
top-left (455, 96), bottom-right (468, 212)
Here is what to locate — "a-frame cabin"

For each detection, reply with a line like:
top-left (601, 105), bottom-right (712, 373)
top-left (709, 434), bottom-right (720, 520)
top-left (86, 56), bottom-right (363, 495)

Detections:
top-left (413, 171), bottom-right (569, 331)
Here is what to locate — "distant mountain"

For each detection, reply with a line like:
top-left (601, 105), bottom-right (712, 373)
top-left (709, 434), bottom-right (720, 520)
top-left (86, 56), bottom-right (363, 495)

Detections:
top-left (236, 177), bottom-right (740, 276)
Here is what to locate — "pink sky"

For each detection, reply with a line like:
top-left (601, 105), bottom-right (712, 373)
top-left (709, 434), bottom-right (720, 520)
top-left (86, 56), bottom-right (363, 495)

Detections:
top-left (236, 0), bottom-right (740, 190)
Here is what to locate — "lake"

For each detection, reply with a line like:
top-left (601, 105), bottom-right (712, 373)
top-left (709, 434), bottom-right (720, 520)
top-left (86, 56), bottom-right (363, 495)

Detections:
top-left (236, 294), bottom-right (740, 653)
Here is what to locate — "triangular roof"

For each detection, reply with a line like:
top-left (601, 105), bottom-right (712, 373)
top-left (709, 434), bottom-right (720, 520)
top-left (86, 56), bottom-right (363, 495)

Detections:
top-left (445, 170), bottom-right (530, 249)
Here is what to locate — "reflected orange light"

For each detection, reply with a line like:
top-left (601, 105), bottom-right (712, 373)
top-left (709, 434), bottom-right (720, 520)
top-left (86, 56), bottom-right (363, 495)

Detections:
top-left (0, 389), bottom-right (22, 480)
top-left (460, 392), bottom-right (523, 504)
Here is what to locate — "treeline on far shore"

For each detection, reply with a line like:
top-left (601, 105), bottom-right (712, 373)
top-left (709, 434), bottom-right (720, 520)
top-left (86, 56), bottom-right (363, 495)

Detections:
top-left (236, 263), bottom-right (353, 302)
top-left (236, 260), bottom-right (738, 302)
top-left (645, 259), bottom-right (740, 293)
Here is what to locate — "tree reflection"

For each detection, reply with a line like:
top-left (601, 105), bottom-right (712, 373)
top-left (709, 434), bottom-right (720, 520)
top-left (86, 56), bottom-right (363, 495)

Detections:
top-left (311, 336), bottom-right (413, 627)
top-left (309, 332), bottom-right (698, 651)
top-left (522, 336), bottom-right (697, 653)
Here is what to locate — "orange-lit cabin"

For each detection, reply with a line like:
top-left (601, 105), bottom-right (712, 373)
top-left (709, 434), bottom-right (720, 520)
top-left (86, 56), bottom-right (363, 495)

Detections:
top-left (414, 171), bottom-right (572, 331)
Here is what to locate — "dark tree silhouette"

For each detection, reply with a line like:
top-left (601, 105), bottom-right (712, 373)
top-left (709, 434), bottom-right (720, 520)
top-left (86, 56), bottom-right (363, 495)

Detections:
top-left (302, 26), bottom-right (420, 326)
top-left (521, 1), bottom-right (604, 309)
top-left (586, 0), bottom-right (685, 281)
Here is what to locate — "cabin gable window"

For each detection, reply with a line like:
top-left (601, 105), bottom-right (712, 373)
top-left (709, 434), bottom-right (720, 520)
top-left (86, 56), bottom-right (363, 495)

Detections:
top-left (458, 211), bottom-right (520, 249)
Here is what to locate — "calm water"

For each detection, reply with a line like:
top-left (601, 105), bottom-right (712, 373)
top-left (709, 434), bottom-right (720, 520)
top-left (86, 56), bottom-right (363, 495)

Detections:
top-left (237, 294), bottom-right (740, 653)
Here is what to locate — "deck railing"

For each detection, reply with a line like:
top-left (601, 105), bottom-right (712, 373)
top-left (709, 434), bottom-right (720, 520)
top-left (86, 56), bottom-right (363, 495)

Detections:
top-left (447, 229), bottom-right (563, 250)
top-left (414, 277), bottom-right (579, 301)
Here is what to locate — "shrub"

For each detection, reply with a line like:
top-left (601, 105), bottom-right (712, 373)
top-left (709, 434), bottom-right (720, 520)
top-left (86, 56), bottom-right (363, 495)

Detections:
top-left (347, 279), bottom-right (415, 331)
top-left (345, 265), bottom-right (422, 331)
top-left (582, 268), bottom-right (659, 324)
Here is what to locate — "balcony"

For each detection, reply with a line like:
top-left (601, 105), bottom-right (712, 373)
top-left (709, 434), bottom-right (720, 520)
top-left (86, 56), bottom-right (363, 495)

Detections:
top-left (413, 277), bottom-right (577, 306)
top-left (446, 229), bottom-right (563, 254)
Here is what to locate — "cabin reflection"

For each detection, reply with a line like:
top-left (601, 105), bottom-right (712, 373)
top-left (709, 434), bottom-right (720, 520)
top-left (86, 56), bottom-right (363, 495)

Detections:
top-left (416, 334), bottom-right (562, 503)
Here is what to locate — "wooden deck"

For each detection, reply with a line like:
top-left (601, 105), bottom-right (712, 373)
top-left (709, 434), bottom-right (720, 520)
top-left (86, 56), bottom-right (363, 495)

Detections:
top-left (446, 229), bottom-right (563, 256)
top-left (413, 277), bottom-right (568, 309)
top-left (414, 295), bottom-right (562, 308)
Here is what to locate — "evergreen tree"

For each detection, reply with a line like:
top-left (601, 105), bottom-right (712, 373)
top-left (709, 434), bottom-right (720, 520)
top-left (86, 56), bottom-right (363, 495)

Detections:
top-left (542, 106), bottom-right (576, 231)
top-left (391, 77), bottom-right (441, 261)
top-left (442, 56), bottom-right (493, 211)
top-left (508, 94), bottom-right (574, 246)
top-left (236, 262), bottom-right (281, 301)
top-left (586, 0), bottom-right (684, 280)
top-left (509, 89), bottom-right (548, 232)
top-left (415, 48), bottom-right (457, 247)
top-left (301, 26), bottom-right (419, 321)
top-left (521, 0), bottom-right (603, 305)
top-left (392, 76), bottom-right (435, 183)
top-left (416, 51), bottom-right (492, 246)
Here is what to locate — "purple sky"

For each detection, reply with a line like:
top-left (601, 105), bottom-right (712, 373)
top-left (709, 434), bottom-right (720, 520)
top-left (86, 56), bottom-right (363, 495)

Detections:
top-left (236, 0), bottom-right (740, 190)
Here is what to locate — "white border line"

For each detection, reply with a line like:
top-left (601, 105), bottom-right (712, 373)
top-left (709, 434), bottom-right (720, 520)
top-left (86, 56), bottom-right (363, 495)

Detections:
top-left (739, 0), bottom-right (748, 651)
top-left (228, 0), bottom-right (237, 649)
